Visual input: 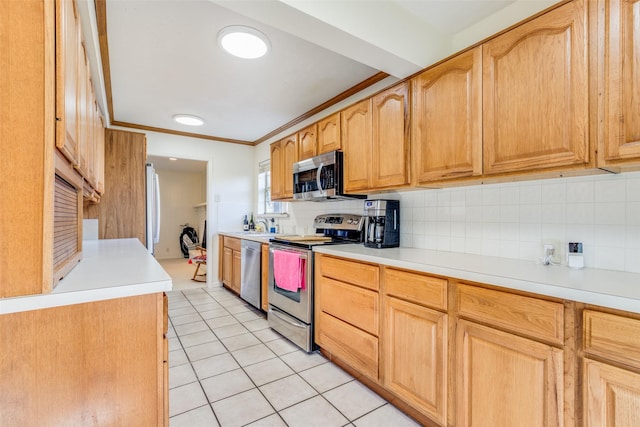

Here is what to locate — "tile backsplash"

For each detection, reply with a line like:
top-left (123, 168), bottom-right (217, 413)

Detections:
top-left (276, 171), bottom-right (640, 273)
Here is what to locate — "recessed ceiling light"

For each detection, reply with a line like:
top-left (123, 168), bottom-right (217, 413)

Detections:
top-left (169, 157), bottom-right (178, 161)
top-left (173, 114), bottom-right (204, 126)
top-left (218, 25), bottom-right (270, 59)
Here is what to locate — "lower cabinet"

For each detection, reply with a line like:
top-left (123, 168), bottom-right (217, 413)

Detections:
top-left (584, 359), bottom-right (640, 426)
top-left (221, 236), bottom-right (241, 294)
top-left (455, 320), bottom-right (564, 427)
top-left (0, 293), bottom-right (167, 426)
top-left (384, 296), bottom-right (447, 424)
top-left (583, 309), bottom-right (640, 426)
top-left (315, 254), bottom-right (380, 380)
top-left (314, 255), bottom-right (640, 427)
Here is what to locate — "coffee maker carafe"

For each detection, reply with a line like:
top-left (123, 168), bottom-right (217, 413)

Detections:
top-left (363, 199), bottom-right (400, 248)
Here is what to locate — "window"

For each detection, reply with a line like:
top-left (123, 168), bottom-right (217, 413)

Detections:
top-left (257, 160), bottom-right (286, 215)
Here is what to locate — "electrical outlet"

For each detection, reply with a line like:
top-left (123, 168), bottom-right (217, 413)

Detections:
top-left (541, 239), bottom-right (561, 264)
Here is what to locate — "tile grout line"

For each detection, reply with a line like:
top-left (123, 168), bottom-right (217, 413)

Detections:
top-left (169, 287), bottom-right (393, 426)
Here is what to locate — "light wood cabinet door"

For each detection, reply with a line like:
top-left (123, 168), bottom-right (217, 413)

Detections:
top-left (483, 0), bottom-right (588, 175)
top-left (412, 47), bottom-right (482, 184)
top-left (282, 134), bottom-right (298, 198)
top-left (298, 124), bottom-right (318, 161)
top-left (0, 294), bottom-right (166, 426)
top-left (342, 98), bottom-right (372, 192)
top-left (456, 320), bottom-right (563, 427)
top-left (222, 247), bottom-right (233, 287)
top-left (372, 82), bottom-right (410, 189)
top-left (232, 249), bottom-right (242, 294)
top-left (584, 358), bottom-right (640, 427)
top-left (384, 296), bottom-right (447, 424)
top-left (599, 0), bottom-right (640, 167)
top-left (270, 141), bottom-right (284, 200)
top-left (318, 112), bottom-right (341, 153)
top-left (55, 0), bottom-right (79, 166)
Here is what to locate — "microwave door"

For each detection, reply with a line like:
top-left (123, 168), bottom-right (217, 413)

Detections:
top-left (316, 163), bottom-right (325, 196)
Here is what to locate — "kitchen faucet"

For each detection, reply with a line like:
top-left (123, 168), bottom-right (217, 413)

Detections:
top-left (255, 219), bottom-right (269, 232)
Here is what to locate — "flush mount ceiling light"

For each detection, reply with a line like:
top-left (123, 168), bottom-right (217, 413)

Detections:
top-left (218, 25), bottom-right (270, 59)
top-left (173, 114), bottom-right (204, 126)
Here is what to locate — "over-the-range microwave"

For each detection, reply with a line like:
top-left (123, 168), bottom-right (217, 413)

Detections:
top-left (292, 150), bottom-right (365, 202)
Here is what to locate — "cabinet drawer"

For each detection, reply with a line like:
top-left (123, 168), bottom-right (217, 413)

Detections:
top-left (584, 310), bottom-right (640, 368)
top-left (457, 283), bottom-right (564, 345)
top-left (223, 236), bottom-right (241, 251)
top-left (318, 277), bottom-right (378, 336)
top-left (317, 255), bottom-right (379, 291)
top-left (384, 267), bottom-right (447, 310)
top-left (316, 311), bottom-right (378, 380)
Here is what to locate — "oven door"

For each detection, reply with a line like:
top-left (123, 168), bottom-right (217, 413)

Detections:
top-left (268, 243), bottom-right (313, 323)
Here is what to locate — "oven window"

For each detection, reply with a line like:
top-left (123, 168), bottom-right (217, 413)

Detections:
top-left (272, 284), bottom-right (301, 303)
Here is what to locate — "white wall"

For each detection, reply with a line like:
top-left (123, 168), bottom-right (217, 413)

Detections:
top-left (271, 171), bottom-right (640, 274)
top-left (154, 169), bottom-right (206, 259)
top-left (141, 129), bottom-right (255, 285)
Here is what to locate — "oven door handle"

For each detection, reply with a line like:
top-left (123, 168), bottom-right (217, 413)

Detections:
top-left (269, 308), bottom-right (308, 329)
top-left (269, 247), bottom-right (309, 260)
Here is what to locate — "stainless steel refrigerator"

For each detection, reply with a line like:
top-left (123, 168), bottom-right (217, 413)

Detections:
top-left (146, 163), bottom-right (161, 255)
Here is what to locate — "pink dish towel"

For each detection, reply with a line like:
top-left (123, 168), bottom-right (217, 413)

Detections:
top-left (273, 250), bottom-right (305, 292)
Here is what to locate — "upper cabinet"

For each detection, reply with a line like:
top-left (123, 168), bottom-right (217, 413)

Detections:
top-left (342, 82), bottom-right (410, 193)
top-left (342, 98), bottom-right (373, 193)
top-left (598, 0), bottom-right (640, 170)
top-left (372, 82), bottom-right (411, 189)
top-left (317, 112), bottom-right (341, 154)
top-left (298, 123), bottom-right (318, 161)
top-left (55, 0), bottom-right (105, 199)
top-left (483, 0), bottom-right (589, 176)
top-left (270, 134), bottom-right (298, 200)
top-left (270, 141), bottom-right (284, 200)
top-left (412, 47), bottom-right (482, 184)
top-left (56, 0), bottom-right (79, 165)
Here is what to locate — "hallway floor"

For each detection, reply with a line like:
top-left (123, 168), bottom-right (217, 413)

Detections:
top-left (167, 285), bottom-right (421, 427)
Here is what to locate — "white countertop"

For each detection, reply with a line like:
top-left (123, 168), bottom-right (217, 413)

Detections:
top-left (313, 245), bottom-right (640, 314)
top-left (0, 238), bottom-right (172, 315)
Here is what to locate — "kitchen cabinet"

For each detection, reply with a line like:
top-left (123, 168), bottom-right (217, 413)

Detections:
top-left (314, 254), bottom-right (380, 380)
top-left (412, 47), bottom-right (482, 184)
top-left (342, 82), bottom-right (410, 193)
top-left (456, 320), bottom-right (563, 427)
top-left (2, 0), bottom-right (72, 297)
top-left (270, 134), bottom-right (298, 200)
top-left (382, 268), bottom-right (448, 424)
top-left (371, 82), bottom-right (411, 189)
top-left (297, 123), bottom-right (318, 161)
top-left (317, 112), bottom-right (341, 154)
top-left (342, 99), bottom-right (372, 193)
top-left (483, 0), bottom-right (589, 176)
top-left (583, 309), bottom-right (640, 426)
top-left (56, 0), bottom-right (79, 165)
top-left (0, 293), bottom-right (167, 426)
top-left (597, 0), bottom-right (640, 170)
top-left (270, 141), bottom-right (284, 199)
top-left (220, 236), bottom-right (241, 294)
top-left (455, 283), bottom-right (565, 427)
top-left (56, 0), bottom-right (105, 197)
top-left (84, 129), bottom-right (147, 245)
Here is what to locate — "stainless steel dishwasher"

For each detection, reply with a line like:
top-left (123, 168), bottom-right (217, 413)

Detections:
top-left (240, 240), bottom-right (261, 309)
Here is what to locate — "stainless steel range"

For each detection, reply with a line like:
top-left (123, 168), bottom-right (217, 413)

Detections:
top-left (267, 213), bottom-right (363, 352)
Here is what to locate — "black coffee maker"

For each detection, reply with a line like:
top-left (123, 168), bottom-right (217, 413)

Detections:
top-left (363, 199), bottom-right (400, 248)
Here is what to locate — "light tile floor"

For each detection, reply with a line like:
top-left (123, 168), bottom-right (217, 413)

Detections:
top-left (167, 285), bottom-right (421, 427)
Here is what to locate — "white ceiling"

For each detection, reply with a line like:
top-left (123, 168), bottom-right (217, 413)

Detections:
top-left (147, 155), bottom-right (207, 173)
top-left (96, 0), bottom-right (558, 148)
